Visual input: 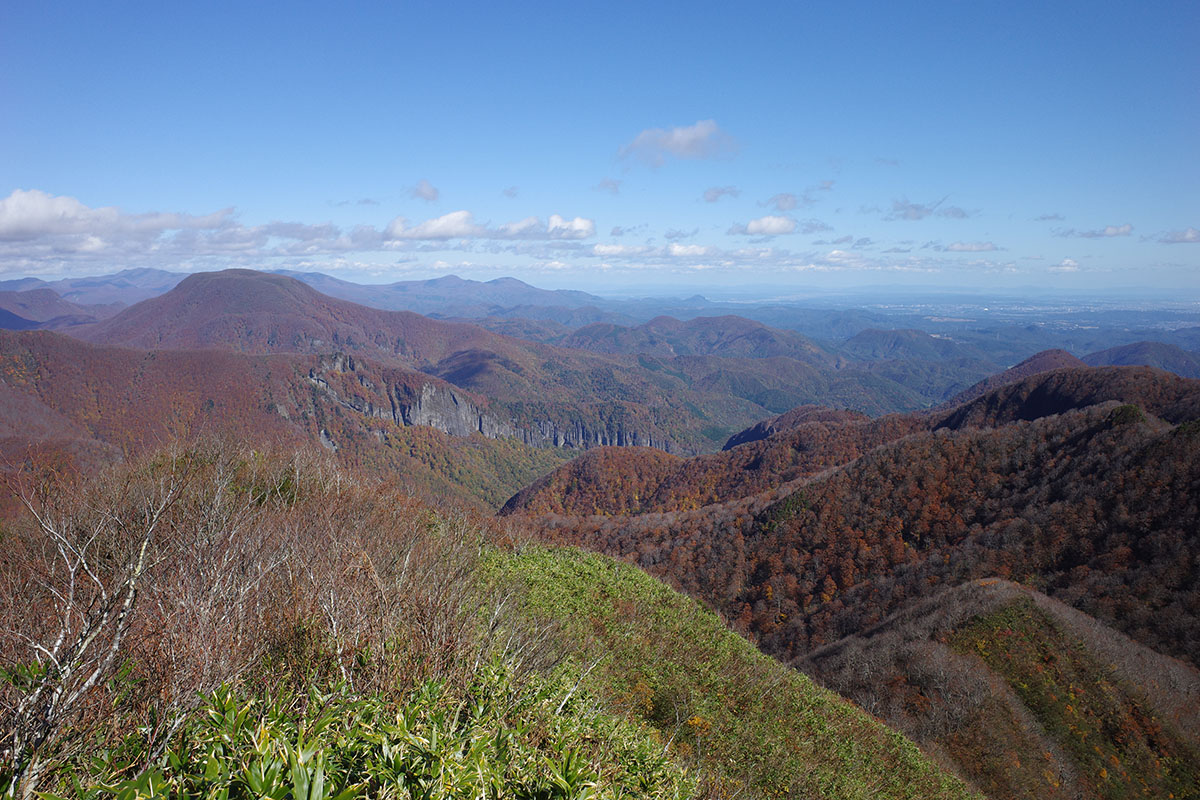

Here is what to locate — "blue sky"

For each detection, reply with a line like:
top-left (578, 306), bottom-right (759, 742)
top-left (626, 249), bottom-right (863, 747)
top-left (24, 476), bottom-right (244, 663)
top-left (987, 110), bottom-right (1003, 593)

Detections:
top-left (1, 0), bottom-right (1197, 296)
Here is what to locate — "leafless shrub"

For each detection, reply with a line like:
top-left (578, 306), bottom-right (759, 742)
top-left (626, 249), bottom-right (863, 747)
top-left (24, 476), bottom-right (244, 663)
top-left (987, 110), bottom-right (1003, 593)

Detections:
top-left (1, 440), bottom-right (533, 798)
top-left (1, 445), bottom-right (196, 798)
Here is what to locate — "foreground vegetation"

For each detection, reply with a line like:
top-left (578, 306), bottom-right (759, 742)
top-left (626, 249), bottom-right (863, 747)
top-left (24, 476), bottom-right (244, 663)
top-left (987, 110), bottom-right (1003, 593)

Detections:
top-left (486, 547), bottom-right (978, 800)
top-left (1, 442), bottom-right (974, 799)
top-left (0, 444), bottom-right (688, 798)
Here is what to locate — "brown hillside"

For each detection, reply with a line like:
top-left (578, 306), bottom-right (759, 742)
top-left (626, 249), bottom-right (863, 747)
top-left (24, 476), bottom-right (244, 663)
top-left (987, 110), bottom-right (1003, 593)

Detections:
top-left (0, 331), bottom-right (569, 509)
top-left (723, 405), bottom-right (870, 449)
top-left (499, 446), bottom-right (682, 517)
top-left (79, 269), bottom-right (507, 363)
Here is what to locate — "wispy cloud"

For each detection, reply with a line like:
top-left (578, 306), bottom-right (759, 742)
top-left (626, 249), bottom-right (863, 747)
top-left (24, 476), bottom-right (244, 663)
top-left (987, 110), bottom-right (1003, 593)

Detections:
top-left (887, 198), bottom-right (939, 221)
top-left (502, 186), bottom-right (519, 198)
top-left (1158, 227), bottom-right (1199, 244)
top-left (762, 181), bottom-right (834, 213)
top-left (410, 179), bottom-right (439, 202)
top-left (885, 196), bottom-right (973, 221)
top-left (764, 193), bottom-right (798, 211)
top-left (816, 234), bottom-right (872, 248)
top-left (664, 228), bottom-right (698, 240)
top-left (1049, 257), bottom-right (1081, 272)
top-left (619, 119), bottom-right (735, 166)
top-left (1055, 223), bottom-right (1132, 238)
top-left (799, 220), bottom-right (834, 234)
top-left (703, 185), bottom-right (740, 203)
top-left (594, 178), bottom-right (622, 195)
top-left (1034, 213), bottom-right (1064, 221)
top-left (945, 241), bottom-right (998, 252)
top-left (609, 223), bottom-right (648, 238)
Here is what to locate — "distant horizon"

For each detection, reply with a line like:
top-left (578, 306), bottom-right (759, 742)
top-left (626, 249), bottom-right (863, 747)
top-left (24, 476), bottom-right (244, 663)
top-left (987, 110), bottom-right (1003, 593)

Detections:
top-left (5, 264), bottom-right (1200, 311)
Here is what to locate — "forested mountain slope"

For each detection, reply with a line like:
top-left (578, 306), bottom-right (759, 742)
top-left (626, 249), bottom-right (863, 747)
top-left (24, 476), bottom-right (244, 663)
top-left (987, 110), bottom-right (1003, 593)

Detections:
top-left (803, 579), bottom-right (1200, 800)
top-left (1083, 340), bottom-right (1200, 379)
top-left (947, 349), bottom-right (1088, 404)
top-left (68, 269), bottom-right (969, 451)
top-left (505, 365), bottom-right (1200, 517)
top-left (517, 368), bottom-right (1200, 671)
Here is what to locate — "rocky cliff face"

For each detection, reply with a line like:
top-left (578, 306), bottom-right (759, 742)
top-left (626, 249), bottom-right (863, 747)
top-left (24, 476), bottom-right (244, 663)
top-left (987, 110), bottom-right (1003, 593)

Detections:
top-left (307, 354), bottom-right (677, 453)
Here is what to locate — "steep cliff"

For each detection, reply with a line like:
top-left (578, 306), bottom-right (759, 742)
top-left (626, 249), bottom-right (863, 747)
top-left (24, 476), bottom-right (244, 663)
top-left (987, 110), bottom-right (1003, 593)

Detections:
top-left (305, 354), bottom-right (678, 452)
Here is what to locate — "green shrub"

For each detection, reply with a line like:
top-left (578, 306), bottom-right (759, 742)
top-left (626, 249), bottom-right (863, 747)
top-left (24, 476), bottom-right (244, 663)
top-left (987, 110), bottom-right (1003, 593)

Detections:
top-left (31, 663), bottom-right (693, 800)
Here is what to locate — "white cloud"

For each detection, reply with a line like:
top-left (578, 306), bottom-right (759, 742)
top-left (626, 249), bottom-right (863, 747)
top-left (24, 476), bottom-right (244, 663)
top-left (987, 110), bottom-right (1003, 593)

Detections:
top-left (0, 188), bottom-right (232, 240)
top-left (619, 119), bottom-right (734, 166)
top-left (385, 210), bottom-right (595, 241)
top-left (547, 215), bottom-right (596, 239)
top-left (410, 179), bottom-right (439, 202)
top-left (1158, 227), bottom-right (1198, 244)
top-left (729, 215), bottom-right (798, 236)
top-left (703, 186), bottom-right (740, 203)
top-left (668, 243), bottom-right (712, 257)
top-left (593, 243), bottom-right (652, 257)
top-left (946, 241), bottom-right (998, 252)
top-left (1049, 258), bottom-right (1081, 272)
top-left (386, 210), bottom-right (484, 239)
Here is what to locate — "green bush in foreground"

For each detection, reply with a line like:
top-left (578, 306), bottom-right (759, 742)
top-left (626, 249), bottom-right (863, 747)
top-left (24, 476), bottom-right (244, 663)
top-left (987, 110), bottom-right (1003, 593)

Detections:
top-left (27, 663), bottom-right (693, 800)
